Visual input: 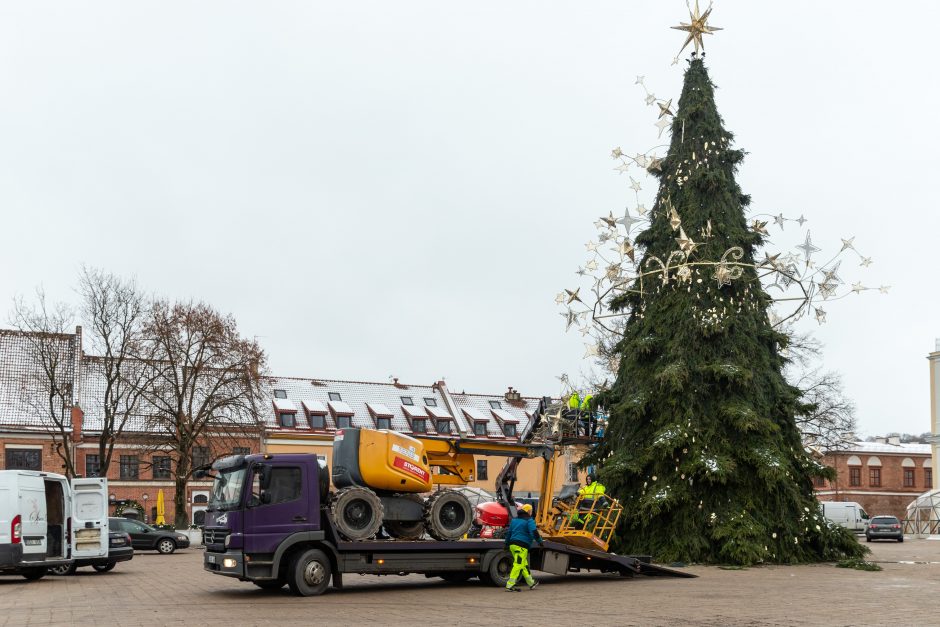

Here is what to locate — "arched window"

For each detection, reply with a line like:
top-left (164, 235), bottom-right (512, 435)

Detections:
top-left (867, 457), bottom-right (882, 487)
top-left (846, 455), bottom-right (862, 466)
top-left (923, 458), bottom-right (932, 468)
top-left (847, 456), bottom-right (862, 486)
top-left (902, 458), bottom-right (915, 468)
top-left (866, 456), bottom-right (881, 467)
top-left (193, 493), bottom-right (208, 504)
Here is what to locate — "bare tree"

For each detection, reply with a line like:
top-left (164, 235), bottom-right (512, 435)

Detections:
top-left (9, 290), bottom-right (78, 476)
top-left (77, 266), bottom-right (150, 476)
top-left (140, 300), bottom-right (266, 528)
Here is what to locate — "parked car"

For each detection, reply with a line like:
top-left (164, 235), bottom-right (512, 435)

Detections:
top-left (109, 518), bottom-right (190, 554)
top-left (49, 531), bottom-right (134, 575)
top-left (865, 515), bottom-right (904, 542)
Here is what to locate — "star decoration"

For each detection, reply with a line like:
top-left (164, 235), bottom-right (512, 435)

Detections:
top-left (606, 264), bottom-right (621, 281)
top-left (817, 281), bottom-right (837, 300)
top-left (879, 285), bottom-right (891, 294)
top-left (796, 231), bottom-right (821, 263)
top-left (761, 252), bottom-right (781, 268)
top-left (611, 147), bottom-right (623, 159)
top-left (655, 116), bottom-right (672, 137)
top-left (821, 260), bottom-right (843, 286)
top-left (565, 288), bottom-right (582, 305)
top-left (713, 264), bottom-right (733, 287)
top-left (585, 241), bottom-right (599, 252)
top-left (851, 282), bottom-right (865, 294)
top-left (796, 214), bottom-right (807, 227)
top-left (575, 266), bottom-right (587, 276)
top-left (617, 208), bottom-right (642, 232)
top-left (635, 76), bottom-right (645, 85)
top-left (676, 265), bottom-right (692, 283)
top-left (860, 257), bottom-right (873, 267)
top-left (593, 218), bottom-right (607, 230)
top-left (671, 0), bottom-right (722, 56)
top-left (636, 203), bottom-right (648, 216)
top-left (554, 292), bottom-right (566, 305)
top-left (657, 99), bottom-right (674, 118)
top-left (814, 307), bottom-right (827, 325)
top-left (561, 309), bottom-right (579, 331)
top-left (585, 260), bottom-right (598, 272)
top-left (629, 178), bottom-right (643, 193)
top-left (601, 212), bottom-right (618, 229)
top-left (647, 156), bottom-right (664, 173)
top-left (773, 213), bottom-right (786, 229)
top-left (676, 227), bottom-right (698, 254)
top-left (840, 237), bottom-right (855, 252)
top-left (579, 325), bottom-right (592, 337)
top-left (620, 240), bottom-right (636, 263)
top-left (645, 93), bottom-right (657, 106)
top-left (751, 220), bottom-right (769, 236)
top-left (583, 344), bottom-right (600, 359)
top-left (598, 231), bottom-right (611, 244)
top-left (614, 162), bottom-right (631, 174)
top-left (669, 206), bottom-right (682, 231)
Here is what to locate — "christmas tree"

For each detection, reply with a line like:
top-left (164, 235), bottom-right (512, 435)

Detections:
top-left (583, 27), bottom-right (865, 564)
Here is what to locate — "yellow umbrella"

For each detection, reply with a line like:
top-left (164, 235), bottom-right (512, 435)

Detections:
top-left (155, 489), bottom-right (166, 526)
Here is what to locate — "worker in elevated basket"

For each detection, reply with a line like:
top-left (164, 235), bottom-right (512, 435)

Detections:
top-left (504, 503), bottom-right (544, 592)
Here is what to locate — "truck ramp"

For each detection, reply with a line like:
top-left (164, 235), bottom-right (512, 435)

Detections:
top-left (537, 540), bottom-right (696, 578)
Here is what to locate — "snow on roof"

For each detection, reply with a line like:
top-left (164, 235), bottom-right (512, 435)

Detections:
top-left (303, 400), bottom-right (328, 415)
top-left (328, 400), bottom-right (354, 417)
top-left (426, 405), bottom-right (453, 420)
top-left (402, 404), bottom-right (429, 419)
top-left (273, 398), bottom-right (297, 412)
top-left (491, 409), bottom-right (520, 424)
top-left (839, 441), bottom-right (932, 455)
top-left (461, 407), bottom-right (488, 422)
top-left (366, 403), bottom-right (393, 418)
top-left (450, 392), bottom-right (537, 438)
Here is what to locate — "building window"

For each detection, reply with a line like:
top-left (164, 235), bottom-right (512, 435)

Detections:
top-left (274, 389), bottom-right (287, 399)
top-left (279, 412), bottom-right (295, 428)
top-left (85, 454), bottom-right (100, 477)
top-left (329, 392), bottom-right (342, 402)
top-left (489, 400), bottom-right (502, 410)
top-left (436, 420), bottom-right (452, 434)
top-left (233, 447), bottom-right (250, 456)
top-left (869, 468), bottom-right (881, 487)
top-left (192, 446), bottom-right (210, 470)
top-left (473, 422), bottom-right (488, 436)
top-left (849, 467), bottom-right (861, 486)
top-left (400, 396), bottom-right (414, 406)
top-left (566, 463), bottom-right (579, 483)
top-left (120, 455), bottom-right (139, 480)
top-left (5, 448), bottom-right (41, 471)
top-left (336, 416), bottom-right (352, 429)
top-left (153, 456), bottom-right (171, 479)
top-left (411, 418), bottom-right (427, 434)
top-left (376, 417), bottom-right (391, 430)
top-left (310, 414), bottom-right (326, 429)
top-left (904, 469), bottom-right (915, 488)
top-left (423, 398), bottom-right (437, 407)
top-left (502, 423), bottom-right (517, 437)
top-left (477, 460), bottom-right (488, 481)
top-left (813, 476), bottom-right (825, 488)
top-left (926, 468), bottom-right (933, 489)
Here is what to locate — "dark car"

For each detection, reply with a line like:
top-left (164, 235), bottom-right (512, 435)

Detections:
top-left (49, 531), bottom-right (135, 575)
top-left (866, 515), bottom-right (904, 542)
top-left (110, 518), bottom-right (191, 554)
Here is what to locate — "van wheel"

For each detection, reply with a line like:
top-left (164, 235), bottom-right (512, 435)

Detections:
top-left (479, 550), bottom-right (513, 587)
top-left (157, 539), bottom-right (177, 554)
top-left (49, 563), bottom-right (77, 576)
top-left (21, 567), bottom-right (47, 581)
top-left (92, 563), bottom-right (116, 573)
top-left (287, 549), bottom-right (331, 596)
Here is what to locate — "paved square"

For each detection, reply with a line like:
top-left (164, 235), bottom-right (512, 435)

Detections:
top-left (1, 538), bottom-right (936, 626)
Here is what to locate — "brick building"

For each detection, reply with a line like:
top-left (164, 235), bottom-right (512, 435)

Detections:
top-left (815, 438), bottom-right (933, 521)
top-left (1, 327), bottom-right (587, 528)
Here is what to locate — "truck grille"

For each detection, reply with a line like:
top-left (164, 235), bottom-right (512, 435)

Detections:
top-left (203, 528), bottom-right (229, 548)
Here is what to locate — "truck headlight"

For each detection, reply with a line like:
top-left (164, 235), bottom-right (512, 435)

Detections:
top-left (223, 558), bottom-right (237, 568)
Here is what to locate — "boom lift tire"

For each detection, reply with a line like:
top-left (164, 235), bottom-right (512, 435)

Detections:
top-left (287, 548), bottom-right (332, 597)
top-left (424, 490), bottom-right (473, 540)
top-left (331, 486), bottom-right (384, 540)
top-left (383, 494), bottom-right (426, 540)
top-left (478, 550), bottom-right (513, 587)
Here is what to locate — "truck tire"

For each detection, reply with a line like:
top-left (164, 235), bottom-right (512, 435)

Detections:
top-left (424, 491), bottom-right (472, 540)
top-left (384, 494), bottom-right (425, 540)
top-left (331, 487), bottom-right (384, 540)
top-left (49, 563), bottom-right (77, 576)
top-left (479, 550), bottom-right (513, 587)
top-left (287, 548), bottom-right (331, 596)
top-left (21, 567), bottom-right (47, 581)
top-left (92, 563), bottom-right (116, 573)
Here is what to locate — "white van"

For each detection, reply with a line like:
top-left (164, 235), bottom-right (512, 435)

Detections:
top-left (0, 470), bottom-right (108, 580)
top-left (821, 501), bottom-right (870, 532)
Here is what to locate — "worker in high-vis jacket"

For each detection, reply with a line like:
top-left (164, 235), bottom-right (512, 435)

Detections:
top-left (567, 392), bottom-right (581, 410)
top-left (578, 474), bottom-right (606, 499)
top-left (504, 504), bottom-right (544, 592)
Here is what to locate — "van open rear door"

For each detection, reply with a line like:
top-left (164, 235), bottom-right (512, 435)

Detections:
top-left (70, 478), bottom-right (108, 559)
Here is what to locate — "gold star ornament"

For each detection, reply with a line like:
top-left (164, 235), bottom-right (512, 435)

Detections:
top-left (672, 0), bottom-right (722, 57)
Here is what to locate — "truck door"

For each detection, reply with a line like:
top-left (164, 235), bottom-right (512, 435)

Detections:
top-left (70, 477), bottom-right (109, 559)
top-left (243, 463), bottom-right (314, 555)
top-left (18, 475), bottom-right (48, 560)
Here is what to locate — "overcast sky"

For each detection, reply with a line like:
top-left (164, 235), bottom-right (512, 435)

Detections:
top-left (1, 1), bottom-right (936, 437)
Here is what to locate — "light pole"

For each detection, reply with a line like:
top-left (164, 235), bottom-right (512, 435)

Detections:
top-left (142, 494), bottom-right (149, 523)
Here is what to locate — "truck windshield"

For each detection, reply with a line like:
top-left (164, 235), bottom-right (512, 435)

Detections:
top-left (208, 467), bottom-right (248, 511)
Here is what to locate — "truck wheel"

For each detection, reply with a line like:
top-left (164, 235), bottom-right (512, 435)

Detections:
top-left (21, 567), bottom-right (47, 581)
top-left (479, 550), bottom-right (513, 587)
top-left (287, 549), bottom-right (331, 596)
top-left (331, 487), bottom-right (384, 540)
top-left (92, 563), bottom-right (116, 573)
top-left (49, 563), bottom-right (77, 576)
top-left (424, 491), bottom-right (472, 540)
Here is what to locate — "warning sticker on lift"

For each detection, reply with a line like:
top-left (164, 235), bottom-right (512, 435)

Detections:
top-left (393, 456), bottom-right (429, 482)
top-left (391, 443), bottom-right (420, 462)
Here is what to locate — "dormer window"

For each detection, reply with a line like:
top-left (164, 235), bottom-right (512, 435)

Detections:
top-left (403, 405), bottom-right (431, 434)
top-left (436, 420), bottom-right (452, 434)
top-left (303, 400), bottom-right (328, 430)
top-left (274, 389), bottom-right (287, 399)
top-left (412, 418), bottom-right (427, 433)
top-left (427, 406), bottom-right (455, 436)
top-left (279, 412), bottom-right (295, 428)
top-left (462, 407), bottom-right (490, 437)
top-left (473, 422), bottom-right (487, 436)
top-left (336, 415), bottom-right (352, 429)
top-left (502, 423), bottom-right (517, 437)
top-left (273, 398), bottom-right (298, 429)
top-left (491, 409), bottom-right (520, 438)
top-left (366, 403), bottom-right (395, 431)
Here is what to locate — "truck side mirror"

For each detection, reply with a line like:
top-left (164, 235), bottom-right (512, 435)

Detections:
top-left (258, 465), bottom-right (273, 491)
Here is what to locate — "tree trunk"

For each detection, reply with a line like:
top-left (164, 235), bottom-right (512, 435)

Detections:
top-left (174, 475), bottom-right (188, 530)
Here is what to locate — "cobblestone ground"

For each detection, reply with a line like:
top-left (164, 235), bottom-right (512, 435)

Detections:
top-left (0, 538), bottom-right (936, 626)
